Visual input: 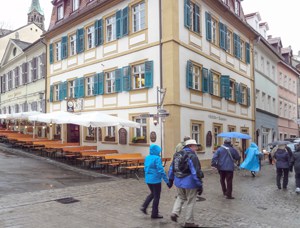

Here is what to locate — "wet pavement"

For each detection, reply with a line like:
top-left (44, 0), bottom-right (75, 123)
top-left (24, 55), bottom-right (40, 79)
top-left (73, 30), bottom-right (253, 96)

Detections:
top-left (0, 144), bottom-right (300, 228)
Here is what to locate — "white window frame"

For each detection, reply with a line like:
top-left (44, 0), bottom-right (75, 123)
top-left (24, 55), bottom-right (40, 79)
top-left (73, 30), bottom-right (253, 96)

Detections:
top-left (68, 80), bottom-right (75, 98)
top-left (87, 25), bottom-right (95, 49)
top-left (106, 15), bottom-right (116, 42)
top-left (134, 117), bottom-right (147, 138)
top-left (55, 41), bottom-right (62, 62)
top-left (54, 84), bottom-right (59, 101)
top-left (105, 71), bottom-right (116, 94)
top-left (86, 76), bottom-right (94, 96)
top-left (192, 64), bottom-right (201, 91)
top-left (132, 1), bottom-right (145, 33)
top-left (69, 34), bottom-right (76, 56)
top-left (132, 63), bottom-right (145, 89)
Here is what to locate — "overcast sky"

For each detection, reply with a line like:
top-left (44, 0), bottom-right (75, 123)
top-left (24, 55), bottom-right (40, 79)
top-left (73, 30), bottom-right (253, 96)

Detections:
top-left (242, 0), bottom-right (300, 54)
top-left (0, 0), bottom-right (299, 54)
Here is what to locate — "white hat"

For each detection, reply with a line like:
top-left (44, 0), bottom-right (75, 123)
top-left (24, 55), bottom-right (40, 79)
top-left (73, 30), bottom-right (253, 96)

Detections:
top-left (184, 139), bottom-right (201, 147)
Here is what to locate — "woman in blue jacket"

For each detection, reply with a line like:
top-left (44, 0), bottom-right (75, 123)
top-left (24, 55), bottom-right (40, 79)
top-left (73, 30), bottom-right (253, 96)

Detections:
top-left (140, 144), bottom-right (170, 219)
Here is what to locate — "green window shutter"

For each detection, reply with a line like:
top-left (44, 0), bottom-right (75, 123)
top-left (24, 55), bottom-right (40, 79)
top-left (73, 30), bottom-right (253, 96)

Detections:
top-left (59, 82), bottom-right (64, 101)
top-left (98, 72), bottom-right (104, 95)
top-left (220, 75), bottom-right (230, 99)
top-left (186, 60), bottom-right (193, 89)
top-left (246, 42), bottom-right (250, 64)
top-left (145, 61), bottom-right (153, 88)
top-left (235, 82), bottom-right (240, 103)
top-left (247, 87), bottom-right (251, 106)
top-left (93, 73), bottom-right (99, 95)
top-left (95, 19), bottom-right (103, 46)
top-left (61, 36), bottom-right (68, 59)
top-left (202, 68), bottom-right (209, 93)
top-left (205, 12), bottom-right (212, 41)
top-left (233, 33), bottom-right (238, 57)
top-left (219, 22), bottom-right (226, 50)
top-left (49, 85), bottom-right (53, 102)
top-left (122, 7), bottom-right (129, 36)
top-left (78, 77), bottom-right (85, 98)
top-left (63, 81), bottom-right (68, 100)
top-left (208, 70), bottom-right (213, 95)
top-left (184, 0), bottom-right (191, 29)
top-left (115, 68), bottom-right (122, 92)
top-left (237, 35), bottom-right (241, 59)
top-left (76, 28), bottom-right (85, 53)
top-left (194, 4), bottom-right (200, 33)
top-left (116, 10), bottom-right (122, 39)
top-left (49, 43), bottom-right (53, 64)
top-left (74, 78), bottom-right (79, 98)
top-left (122, 66), bottom-right (131, 91)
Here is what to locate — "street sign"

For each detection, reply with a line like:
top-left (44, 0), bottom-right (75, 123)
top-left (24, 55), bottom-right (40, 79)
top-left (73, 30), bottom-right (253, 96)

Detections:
top-left (139, 114), bottom-right (155, 118)
top-left (158, 109), bottom-right (168, 113)
top-left (140, 113), bottom-right (170, 118)
top-left (158, 113), bottom-right (170, 117)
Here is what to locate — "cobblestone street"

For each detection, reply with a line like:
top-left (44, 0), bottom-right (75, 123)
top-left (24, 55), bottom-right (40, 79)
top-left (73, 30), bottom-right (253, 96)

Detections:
top-left (0, 145), bottom-right (300, 228)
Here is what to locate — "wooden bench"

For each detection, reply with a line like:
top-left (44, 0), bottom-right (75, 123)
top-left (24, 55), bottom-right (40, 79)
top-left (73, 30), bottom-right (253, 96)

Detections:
top-left (80, 150), bottom-right (119, 168)
top-left (122, 158), bottom-right (145, 179)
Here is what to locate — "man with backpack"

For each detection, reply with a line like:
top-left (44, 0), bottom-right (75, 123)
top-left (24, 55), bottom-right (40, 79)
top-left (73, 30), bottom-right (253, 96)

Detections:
top-left (211, 138), bottom-right (240, 199)
top-left (168, 139), bottom-right (203, 228)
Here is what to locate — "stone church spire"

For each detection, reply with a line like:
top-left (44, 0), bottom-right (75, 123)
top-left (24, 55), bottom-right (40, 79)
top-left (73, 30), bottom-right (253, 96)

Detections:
top-left (27, 0), bottom-right (45, 30)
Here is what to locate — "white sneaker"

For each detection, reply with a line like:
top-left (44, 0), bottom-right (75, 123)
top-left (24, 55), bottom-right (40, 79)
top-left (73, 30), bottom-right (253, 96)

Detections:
top-left (295, 187), bottom-right (300, 193)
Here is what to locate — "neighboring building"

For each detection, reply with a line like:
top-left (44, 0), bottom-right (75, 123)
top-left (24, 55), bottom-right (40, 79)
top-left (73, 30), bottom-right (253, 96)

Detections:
top-left (0, 38), bottom-right (46, 134)
top-left (44, 0), bottom-right (256, 166)
top-left (28, 0), bottom-right (45, 30)
top-left (245, 13), bottom-right (282, 150)
top-left (0, 23), bottom-right (43, 63)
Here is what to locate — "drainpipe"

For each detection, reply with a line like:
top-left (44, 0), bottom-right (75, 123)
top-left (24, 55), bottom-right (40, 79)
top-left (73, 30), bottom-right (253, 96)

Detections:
top-left (40, 38), bottom-right (47, 114)
top-left (159, 0), bottom-right (164, 156)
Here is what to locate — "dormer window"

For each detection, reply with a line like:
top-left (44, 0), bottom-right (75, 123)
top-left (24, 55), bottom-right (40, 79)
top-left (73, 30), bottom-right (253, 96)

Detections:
top-left (234, 0), bottom-right (240, 16)
top-left (57, 5), bottom-right (64, 21)
top-left (73, 0), bottom-right (79, 12)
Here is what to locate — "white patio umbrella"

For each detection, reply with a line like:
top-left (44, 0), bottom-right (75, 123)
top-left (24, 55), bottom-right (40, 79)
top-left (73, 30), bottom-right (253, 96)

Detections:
top-left (0, 114), bottom-right (10, 119)
top-left (60, 111), bottom-right (141, 128)
top-left (10, 111), bottom-right (42, 120)
top-left (28, 111), bottom-right (76, 124)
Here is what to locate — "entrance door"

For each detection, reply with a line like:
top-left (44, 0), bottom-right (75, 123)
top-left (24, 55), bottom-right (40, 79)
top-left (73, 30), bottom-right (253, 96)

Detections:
top-left (67, 124), bottom-right (80, 143)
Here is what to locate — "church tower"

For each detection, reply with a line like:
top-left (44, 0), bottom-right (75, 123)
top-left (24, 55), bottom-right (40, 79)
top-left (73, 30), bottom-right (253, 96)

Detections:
top-left (28, 0), bottom-right (45, 30)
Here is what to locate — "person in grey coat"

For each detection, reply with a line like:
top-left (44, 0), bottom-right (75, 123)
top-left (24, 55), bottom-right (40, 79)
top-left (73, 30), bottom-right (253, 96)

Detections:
top-left (290, 143), bottom-right (300, 193)
top-left (273, 144), bottom-right (290, 190)
top-left (211, 138), bottom-right (240, 199)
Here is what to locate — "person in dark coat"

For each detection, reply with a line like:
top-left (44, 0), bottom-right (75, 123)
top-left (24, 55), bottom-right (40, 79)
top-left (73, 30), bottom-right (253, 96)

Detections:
top-left (211, 138), bottom-right (240, 199)
top-left (290, 143), bottom-right (300, 193)
top-left (273, 144), bottom-right (290, 190)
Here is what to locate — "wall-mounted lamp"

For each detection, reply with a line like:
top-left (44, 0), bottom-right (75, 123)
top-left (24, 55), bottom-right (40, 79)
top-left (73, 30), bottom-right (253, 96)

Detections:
top-left (153, 114), bottom-right (159, 126)
top-left (38, 92), bottom-right (45, 100)
top-left (42, 126), bottom-right (46, 129)
top-left (49, 123), bottom-right (53, 127)
top-left (24, 125), bottom-right (28, 129)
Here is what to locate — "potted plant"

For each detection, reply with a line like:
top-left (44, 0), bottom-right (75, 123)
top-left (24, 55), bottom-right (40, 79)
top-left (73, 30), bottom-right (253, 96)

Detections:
top-left (132, 136), bottom-right (146, 143)
top-left (104, 135), bottom-right (115, 142)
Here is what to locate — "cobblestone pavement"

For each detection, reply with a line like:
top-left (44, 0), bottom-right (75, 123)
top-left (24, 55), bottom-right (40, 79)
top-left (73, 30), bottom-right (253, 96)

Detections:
top-left (0, 145), bottom-right (300, 228)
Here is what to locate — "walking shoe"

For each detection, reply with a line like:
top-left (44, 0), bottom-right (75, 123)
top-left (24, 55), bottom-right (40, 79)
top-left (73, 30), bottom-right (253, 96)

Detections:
top-left (295, 187), bottom-right (300, 193)
top-left (170, 213), bottom-right (178, 222)
top-left (183, 222), bottom-right (200, 227)
top-left (140, 207), bottom-right (147, 214)
top-left (251, 171), bottom-right (256, 177)
top-left (225, 196), bottom-right (235, 199)
top-left (151, 214), bottom-right (163, 219)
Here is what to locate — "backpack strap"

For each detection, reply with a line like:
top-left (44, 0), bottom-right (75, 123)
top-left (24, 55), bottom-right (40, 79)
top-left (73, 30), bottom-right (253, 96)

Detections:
top-left (221, 145), bottom-right (234, 162)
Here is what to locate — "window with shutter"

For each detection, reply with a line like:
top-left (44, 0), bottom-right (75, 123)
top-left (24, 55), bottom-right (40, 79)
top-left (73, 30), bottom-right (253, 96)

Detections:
top-left (220, 75), bottom-right (230, 99)
top-left (132, 1), bottom-right (145, 33)
top-left (94, 19), bottom-right (103, 46)
top-left (61, 36), bottom-right (68, 59)
top-left (105, 71), bottom-right (116, 93)
top-left (87, 25), bottom-right (95, 49)
top-left (122, 7), bottom-right (129, 36)
top-left (122, 66), bottom-right (131, 91)
top-left (86, 76), bottom-right (94, 96)
top-left (69, 34), bottom-right (77, 56)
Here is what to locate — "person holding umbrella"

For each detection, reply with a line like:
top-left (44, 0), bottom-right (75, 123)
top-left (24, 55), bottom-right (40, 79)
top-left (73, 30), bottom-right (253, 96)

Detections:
top-left (240, 142), bottom-right (263, 177)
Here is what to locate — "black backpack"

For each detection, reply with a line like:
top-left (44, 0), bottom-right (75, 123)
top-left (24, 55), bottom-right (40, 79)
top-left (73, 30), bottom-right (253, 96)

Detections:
top-left (173, 150), bottom-right (190, 178)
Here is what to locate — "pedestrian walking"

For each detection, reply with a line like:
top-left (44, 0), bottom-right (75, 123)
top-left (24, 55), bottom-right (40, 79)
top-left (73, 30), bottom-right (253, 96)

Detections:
top-left (211, 138), bottom-right (240, 199)
top-left (168, 139), bottom-right (204, 228)
top-left (233, 141), bottom-right (242, 166)
top-left (273, 144), bottom-right (290, 190)
top-left (240, 142), bottom-right (263, 177)
top-left (140, 144), bottom-right (171, 219)
top-left (289, 143), bottom-right (300, 193)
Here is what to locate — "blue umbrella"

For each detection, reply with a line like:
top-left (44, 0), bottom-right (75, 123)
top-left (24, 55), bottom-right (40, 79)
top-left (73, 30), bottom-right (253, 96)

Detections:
top-left (217, 131), bottom-right (251, 139)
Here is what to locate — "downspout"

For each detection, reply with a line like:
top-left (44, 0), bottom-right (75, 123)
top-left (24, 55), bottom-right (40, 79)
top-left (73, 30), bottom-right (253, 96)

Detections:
top-left (40, 38), bottom-right (47, 114)
top-left (159, 0), bottom-right (164, 156)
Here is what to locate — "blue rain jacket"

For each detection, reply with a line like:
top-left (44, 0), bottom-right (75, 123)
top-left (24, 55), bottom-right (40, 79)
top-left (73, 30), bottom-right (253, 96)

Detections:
top-left (168, 147), bottom-right (202, 189)
top-left (240, 142), bottom-right (262, 172)
top-left (144, 145), bottom-right (169, 184)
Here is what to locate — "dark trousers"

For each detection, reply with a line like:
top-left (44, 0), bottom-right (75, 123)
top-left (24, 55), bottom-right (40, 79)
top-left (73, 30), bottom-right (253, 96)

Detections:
top-left (142, 183), bottom-right (161, 216)
top-left (295, 173), bottom-right (300, 188)
top-left (276, 168), bottom-right (289, 189)
top-left (219, 170), bottom-right (234, 197)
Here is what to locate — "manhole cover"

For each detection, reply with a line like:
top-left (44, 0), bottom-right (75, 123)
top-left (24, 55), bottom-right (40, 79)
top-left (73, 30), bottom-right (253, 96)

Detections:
top-left (55, 197), bottom-right (80, 204)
